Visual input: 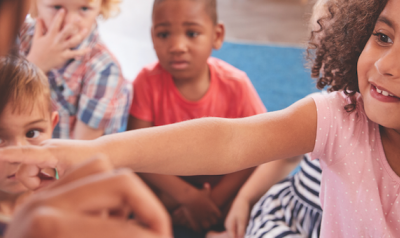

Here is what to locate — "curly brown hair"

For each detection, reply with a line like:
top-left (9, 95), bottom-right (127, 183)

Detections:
top-left (308, 0), bottom-right (388, 111)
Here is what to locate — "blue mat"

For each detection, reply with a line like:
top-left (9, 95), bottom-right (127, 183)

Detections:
top-left (212, 42), bottom-right (320, 112)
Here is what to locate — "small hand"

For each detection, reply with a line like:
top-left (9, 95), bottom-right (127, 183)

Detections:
top-left (178, 183), bottom-right (222, 232)
top-left (224, 197), bottom-right (251, 238)
top-left (5, 156), bottom-right (172, 238)
top-left (26, 9), bottom-right (89, 73)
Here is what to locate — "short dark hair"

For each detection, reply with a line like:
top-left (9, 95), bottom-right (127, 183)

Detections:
top-left (153, 0), bottom-right (218, 25)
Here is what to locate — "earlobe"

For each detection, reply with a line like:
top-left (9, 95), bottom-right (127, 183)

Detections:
top-left (51, 111), bottom-right (59, 130)
top-left (213, 23), bottom-right (225, 50)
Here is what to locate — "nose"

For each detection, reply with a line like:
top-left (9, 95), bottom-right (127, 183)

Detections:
top-left (63, 11), bottom-right (82, 29)
top-left (375, 45), bottom-right (400, 78)
top-left (169, 35), bottom-right (188, 54)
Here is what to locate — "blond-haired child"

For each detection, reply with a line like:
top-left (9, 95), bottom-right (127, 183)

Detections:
top-left (19, 0), bottom-right (131, 139)
top-left (0, 55), bottom-right (58, 218)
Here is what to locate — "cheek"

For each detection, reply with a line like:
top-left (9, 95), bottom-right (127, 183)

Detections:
top-left (357, 42), bottom-right (375, 92)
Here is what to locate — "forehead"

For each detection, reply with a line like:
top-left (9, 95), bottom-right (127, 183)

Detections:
top-left (0, 102), bottom-right (50, 128)
top-left (377, 0), bottom-right (400, 29)
top-left (38, 0), bottom-right (101, 5)
top-left (152, 0), bottom-right (211, 25)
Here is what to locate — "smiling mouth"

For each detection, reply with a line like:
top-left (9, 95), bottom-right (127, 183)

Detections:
top-left (372, 85), bottom-right (400, 99)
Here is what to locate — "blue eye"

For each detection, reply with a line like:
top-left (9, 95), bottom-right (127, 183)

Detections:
top-left (26, 130), bottom-right (40, 139)
top-left (157, 32), bottom-right (169, 39)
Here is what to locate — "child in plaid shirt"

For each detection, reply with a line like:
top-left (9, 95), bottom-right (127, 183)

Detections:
top-left (20, 0), bottom-right (131, 139)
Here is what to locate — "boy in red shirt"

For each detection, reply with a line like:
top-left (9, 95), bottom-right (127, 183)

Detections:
top-left (128, 0), bottom-right (266, 235)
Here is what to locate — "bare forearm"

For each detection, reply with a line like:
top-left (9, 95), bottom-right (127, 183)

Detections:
top-left (97, 117), bottom-right (247, 174)
top-left (237, 156), bottom-right (302, 206)
top-left (210, 168), bottom-right (255, 208)
top-left (139, 173), bottom-right (195, 203)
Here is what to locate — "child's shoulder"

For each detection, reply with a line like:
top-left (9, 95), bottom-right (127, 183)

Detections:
top-left (208, 57), bottom-right (248, 82)
top-left (208, 57), bottom-right (253, 94)
top-left (134, 62), bottom-right (168, 84)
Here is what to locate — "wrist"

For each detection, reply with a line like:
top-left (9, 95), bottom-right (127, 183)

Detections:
top-left (175, 185), bottom-right (198, 205)
top-left (26, 54), bottom-right (50, 73)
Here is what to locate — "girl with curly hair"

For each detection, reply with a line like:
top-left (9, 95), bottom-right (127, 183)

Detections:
top-left (1, 0), bottom-right (399, 237)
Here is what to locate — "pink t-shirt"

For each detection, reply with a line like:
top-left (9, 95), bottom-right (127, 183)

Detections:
top-left (311, 91), bottom-right (400, 237)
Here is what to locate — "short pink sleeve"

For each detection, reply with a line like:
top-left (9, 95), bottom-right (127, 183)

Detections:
top-left (310, 92), bottom-right (366, 166)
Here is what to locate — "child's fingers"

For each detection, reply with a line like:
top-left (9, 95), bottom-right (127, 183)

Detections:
top-left (236, 220), bottom-right (246, 238)
top-left (15, 164), bottom-right (41, 190)
top-left (33, 18), bottom-right (46, 39)
top-left (65, 48), bottom-right (90, 60)
top-left (50, 169), bottom-right (172, 236)
top-left (182, 208), bottom-right (202, 232)
top-left (45, 155), bottom-right (113, 189)
top-left (57, 23), bottom-right (80, 43)
top-left (48, 9), bottom-right (66, 36)
top-left (63, 29), bottom-right (88, 49)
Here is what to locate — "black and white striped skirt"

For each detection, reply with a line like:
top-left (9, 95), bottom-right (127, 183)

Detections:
top-left (245, 155), bottom-right (322, 238)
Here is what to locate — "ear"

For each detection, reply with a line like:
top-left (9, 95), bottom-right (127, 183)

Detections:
top-left (51, 111), bottom-right (59, 130)
top-left (151, 27), bottom-right (156, 49)
top-left (212, 22), bottom-right (225, 50)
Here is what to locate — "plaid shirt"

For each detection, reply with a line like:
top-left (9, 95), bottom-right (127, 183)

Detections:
top-left (20, 19), bottom-right (132, 139)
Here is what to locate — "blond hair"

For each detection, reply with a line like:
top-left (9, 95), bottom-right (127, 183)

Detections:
top-left (30, 0), bottom-right (121, 20)
top-left (0, 55), bottom-right (52, 116)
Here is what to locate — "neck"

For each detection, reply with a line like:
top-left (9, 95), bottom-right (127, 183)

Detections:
top-left (380, 126), bottom-right (400, 177)
top-left (173, 65), bottom-right (210, 102)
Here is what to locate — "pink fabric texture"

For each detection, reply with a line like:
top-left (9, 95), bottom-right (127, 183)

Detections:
top-left (311, 91), bottom-right (400, 237)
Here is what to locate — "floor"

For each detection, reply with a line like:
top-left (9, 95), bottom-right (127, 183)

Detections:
top-left (98, 0), bottom-right (316, 80)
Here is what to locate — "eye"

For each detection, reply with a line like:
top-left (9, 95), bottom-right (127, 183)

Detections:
top-left (26, 130), bottom-right (40, 139)
top-left (373, 32), bottom-right (393, 44)
top-left (53, 5), bottom-right (63, 10)
top-left (157, 32), bottom-right (169, 39)
top-left (81, 6), bottom-right (90, 11)
top-left (187, 31), bottom-right (199, 38)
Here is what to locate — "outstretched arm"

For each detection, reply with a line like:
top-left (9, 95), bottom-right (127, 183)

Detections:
top-left (0, 97), bottom-right (317, 177)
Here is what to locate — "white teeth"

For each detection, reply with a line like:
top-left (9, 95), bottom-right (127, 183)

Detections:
top-left (375, 87), bottom-right (394, 97)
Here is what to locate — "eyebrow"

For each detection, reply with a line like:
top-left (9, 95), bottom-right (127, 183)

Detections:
top-left (377, 16), bottom-right (394, 29)
top-left (26, 119), bottom-right (48, 127)
top-left (154, 22), bottom-right (171, 28)
top-left (182, 22), bottom-right (202, 27)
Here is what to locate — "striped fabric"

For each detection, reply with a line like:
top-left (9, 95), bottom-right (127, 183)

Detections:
top-left (246, 155), bottom-right (322, 238)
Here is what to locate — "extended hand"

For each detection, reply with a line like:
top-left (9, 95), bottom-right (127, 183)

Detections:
top-left (5, 156), bottom-right (172, 238)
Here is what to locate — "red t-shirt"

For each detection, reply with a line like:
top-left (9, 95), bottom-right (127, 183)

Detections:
top-left (130, 57), bottom-right (266, 187)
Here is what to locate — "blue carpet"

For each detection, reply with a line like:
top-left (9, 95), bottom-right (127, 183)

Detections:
top-left (212, 42), bottom-right (320, 112)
